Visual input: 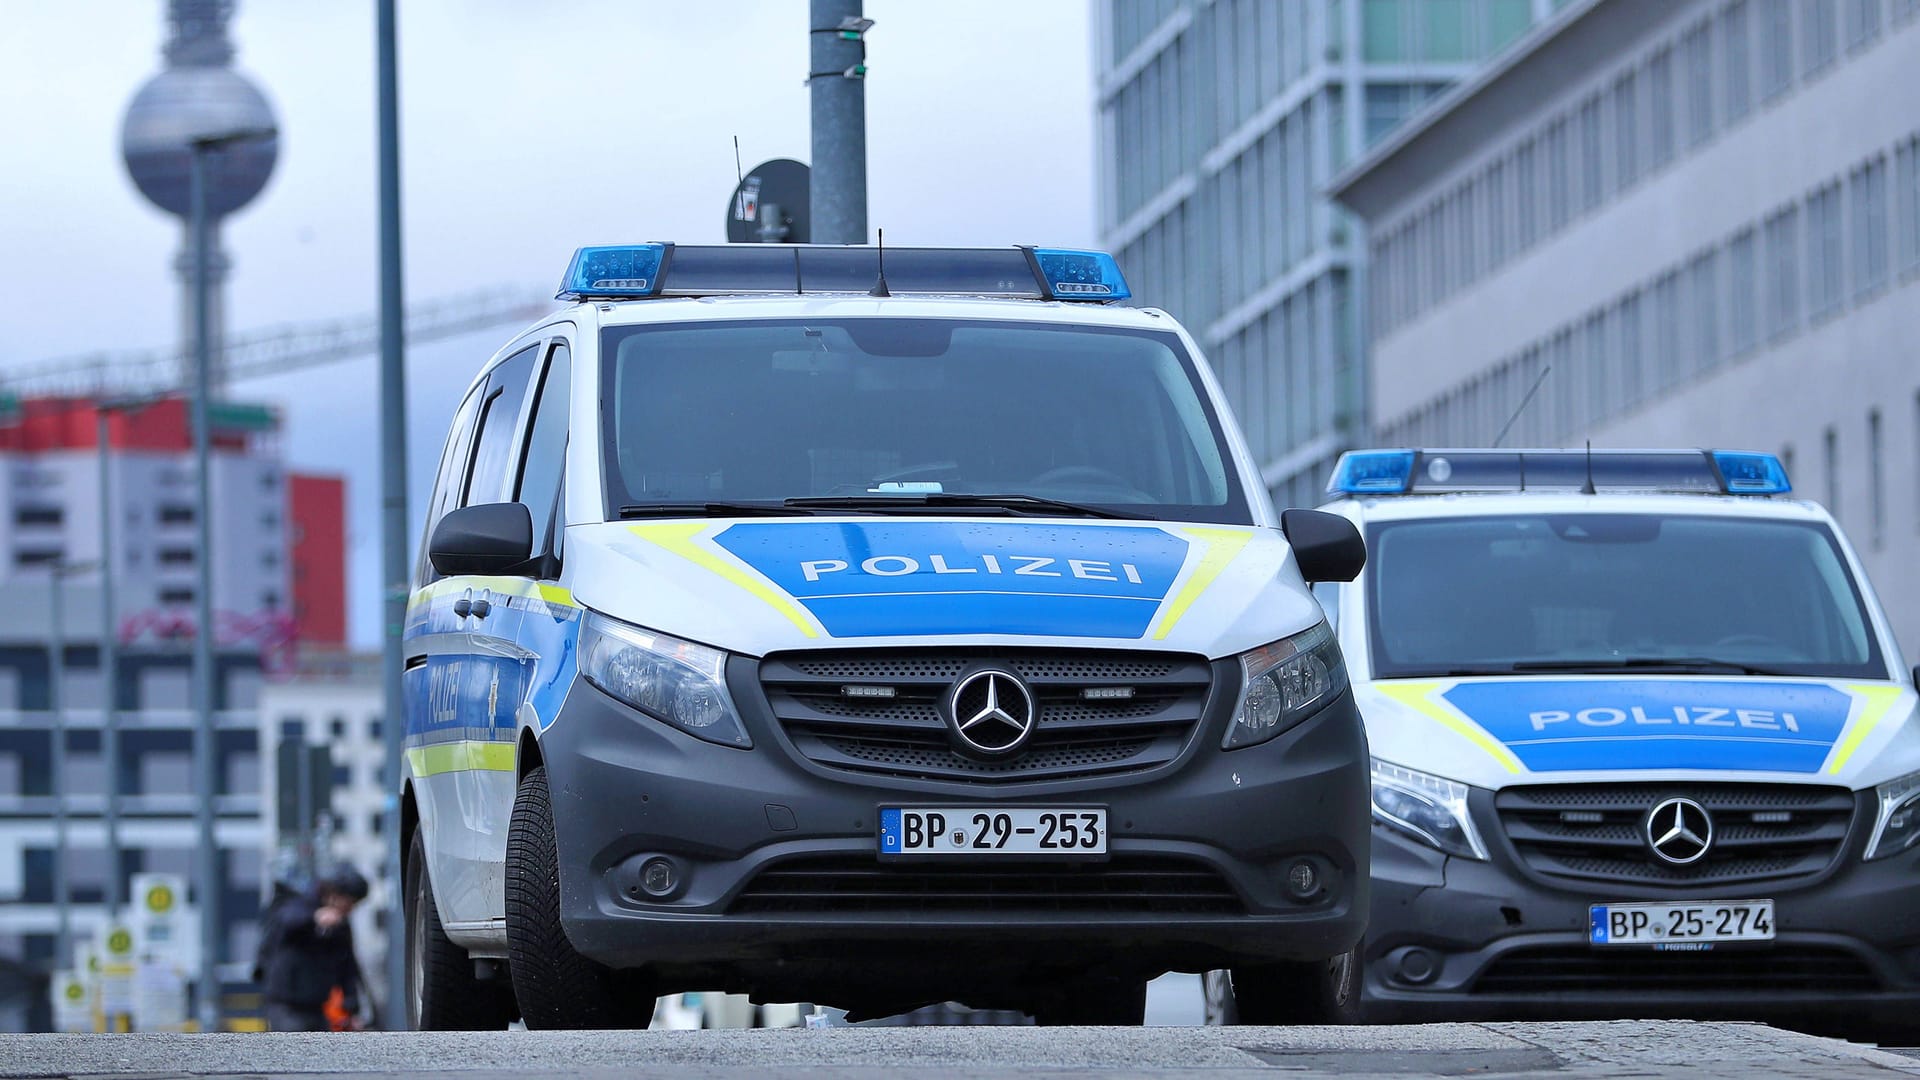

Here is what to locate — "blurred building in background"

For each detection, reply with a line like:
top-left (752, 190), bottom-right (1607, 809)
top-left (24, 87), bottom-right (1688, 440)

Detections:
top-left (0, 396), bottom-right (348, 1031)
top-left (1095, 0), bottom-right (1563, 508)
top-left (1330, 0), bottom-right (1920, 654)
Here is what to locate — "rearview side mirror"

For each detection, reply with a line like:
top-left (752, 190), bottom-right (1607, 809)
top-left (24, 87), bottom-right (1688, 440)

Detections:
top-left (429, 502), bottom-right (534, 577)
top-left (1281, 508), bottom-right (1365, 584)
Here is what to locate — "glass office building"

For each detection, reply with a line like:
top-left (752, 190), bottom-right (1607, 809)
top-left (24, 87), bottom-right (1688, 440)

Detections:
top-left (1095, 0), bottom-right (1557, 507)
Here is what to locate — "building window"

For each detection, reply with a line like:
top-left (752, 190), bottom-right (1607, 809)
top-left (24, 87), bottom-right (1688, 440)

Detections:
top-left (158, 505), bottom-right (195, 525)
top-left (1485, 157), bottom-right (1509, 266)
top-left (1617, 291), bottom-right (1644, 406)
top-left (1805, 182), bottom-right (1844, 320)
top-left (1683, 23), bottom-right (1714, 147)
top-left (1844, 0), bottom-right (1881, 49)
top-left (1823, 425), bottom-right (1841, 524)
top-left (1898, 137), bottom-right (1920, 275)
top-left (1850, 155), bottom-right (1889, 299)
top-left (1868, 409), bottom-right (1885, 549)
top-left (1758, 0), bottom-right (1794, 99)
top-left (158, 548), bottom-right (194, 567)
top-left (1727, 228), bottom-right (1759, 355)
top-left (1545, 118), bottom-right (1570, 232)
top-left (14, 549), bottom-right (62, 568)
top-left (1577, 95), bottom-right (1604, 210)
top-left (1723, 0), bottom-right (1752, 123)
top-left (1583, 311), bottom-right (1610, 425)
top-left (1652, 271), bottom-right (1683, 391)
top-left (1688, 251), bottom-right (1720, 374)
top-left (1514, 139), bottom-right (1539, 249)
top-left (1763, 204), bottom-right (1801, 339)
top-left (158, 587), bottom-right (194, 606)
top-left (1612, 71), bottom-right (1640, 189)
top-left (1647, 48), bottom-right (1675, 169)
top-left (13, 506), bottom-right (61, 527)
top-left (1802, 0), bottom-right (1838, 74)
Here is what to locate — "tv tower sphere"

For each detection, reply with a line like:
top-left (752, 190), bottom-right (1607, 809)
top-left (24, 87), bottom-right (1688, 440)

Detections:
top-left (121, 65), bottom-right (279, 218)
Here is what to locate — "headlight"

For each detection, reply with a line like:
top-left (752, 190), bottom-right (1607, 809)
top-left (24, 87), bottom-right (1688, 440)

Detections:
top-left (1865, 770), bottom-right (1920, 860)
top-left (579, 612), bottom-right (751, 748)
top-left (1223, 620), bottom-right (1348, 749)
top-left (1371, 758), bottom-right (1487, 860)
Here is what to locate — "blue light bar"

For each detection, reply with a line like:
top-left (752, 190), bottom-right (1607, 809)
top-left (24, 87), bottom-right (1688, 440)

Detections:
top-left (1328, 450), bottom-right (1415, 494)
top-left (1712, 450), bottom-right (1792, 494)
top-left (558, 244), bottom-right (668, 299)
top-left (1031, 248), bottom-right (1131, 301)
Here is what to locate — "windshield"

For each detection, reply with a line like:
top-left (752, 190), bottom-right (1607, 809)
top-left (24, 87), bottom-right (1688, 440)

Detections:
top-left (1367, 513), bottom-right (1886, 679)
top-left (598, 318), bottom-right (1251, 523)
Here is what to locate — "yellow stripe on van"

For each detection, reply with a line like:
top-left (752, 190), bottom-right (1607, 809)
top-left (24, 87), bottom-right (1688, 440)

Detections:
top-left (1375, 680), bottom-right (1524, 774)
top-left (406, 741), bottom-right (516, 777)
top-left (1150, 527), bottom-right (1253, 640)
top-left (629, 522), bottom-right (819, 638)
top-left (1826, 683), bottom-right (1906, 775)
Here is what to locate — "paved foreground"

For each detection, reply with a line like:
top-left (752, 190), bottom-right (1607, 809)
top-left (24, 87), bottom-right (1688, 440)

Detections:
top-left (3, 1023), bottom-right (1920, 1080)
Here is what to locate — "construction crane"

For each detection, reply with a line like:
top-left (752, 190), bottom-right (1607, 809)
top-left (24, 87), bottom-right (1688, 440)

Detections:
top-left (3, 285), bottom-right (551, 398)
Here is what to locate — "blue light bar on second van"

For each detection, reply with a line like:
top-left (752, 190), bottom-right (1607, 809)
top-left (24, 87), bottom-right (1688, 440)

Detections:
top-left (1326, 449), bottom-right (1792, 496)
top-left (554, 244), bottom-right (1132, 302)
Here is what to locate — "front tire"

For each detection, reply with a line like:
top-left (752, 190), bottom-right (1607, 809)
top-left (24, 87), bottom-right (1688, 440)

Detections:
top-left (1223, 950), bottom-right (1361, 1025)
top-left (404, 827), bottom-right (518, 1030)
top-left (506, 766), bottom-right (647, 1029)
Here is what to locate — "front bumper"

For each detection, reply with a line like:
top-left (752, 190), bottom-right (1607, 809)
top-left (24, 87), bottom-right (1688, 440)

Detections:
top-left (1363, 804), bottom-right (1920, 1031)
top-left (538, 655), bottom-right (1369, 1002)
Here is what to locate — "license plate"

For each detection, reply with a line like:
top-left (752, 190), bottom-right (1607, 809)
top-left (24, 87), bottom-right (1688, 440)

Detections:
top-left (879, 807), bottom-right (1107, 855)
top-left (1589, 900), bottom-right (1775, 947)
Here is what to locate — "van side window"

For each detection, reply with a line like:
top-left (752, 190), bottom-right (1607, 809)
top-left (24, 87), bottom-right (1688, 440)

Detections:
top-left (516, 341), bottom-right (571, 557)
top-left (416, 383), bottom-right (487, 585)
top-left (463, 345), bottom-right (540, 507)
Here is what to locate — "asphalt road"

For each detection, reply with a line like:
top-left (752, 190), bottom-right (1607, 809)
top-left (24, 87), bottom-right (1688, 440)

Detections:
top-left (3, 1022), bottom-right (1919, 1080)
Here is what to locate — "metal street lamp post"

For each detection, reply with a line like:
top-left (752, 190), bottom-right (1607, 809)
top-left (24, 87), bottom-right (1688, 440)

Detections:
top-left (48, 558), bottom-right (100, 969)
top-left (96, 407), bottom-right (122, 920)
top-left (186, 125), bottom-right (275, 1033)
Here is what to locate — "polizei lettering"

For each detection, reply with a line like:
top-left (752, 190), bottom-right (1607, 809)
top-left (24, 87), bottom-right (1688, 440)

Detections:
top-left (1527, 705), bottom-right (1801, 733)
top-left (799, 554), bottom-right (1146, 585)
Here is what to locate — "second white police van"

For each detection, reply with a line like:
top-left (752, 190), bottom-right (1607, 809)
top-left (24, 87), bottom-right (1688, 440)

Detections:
top-left (398, 243), bottom-right (1373, 1030)
top-left (1279, 448), bottom-right (1920, 1037)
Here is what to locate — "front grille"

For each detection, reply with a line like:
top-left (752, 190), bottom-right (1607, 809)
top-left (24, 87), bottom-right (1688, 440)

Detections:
top-left (759, 649), bottom-right (1213, 783)
top-left (1473, 945), bottom-right (1880, 995)
top-left (729, 855), bottom-right (1242, 914)
top-left (1494, 783), bottom-right (1855, 887)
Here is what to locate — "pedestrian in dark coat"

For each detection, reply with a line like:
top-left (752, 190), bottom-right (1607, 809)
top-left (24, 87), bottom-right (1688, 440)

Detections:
top-left (259, 867), bottom-right (370, 1032)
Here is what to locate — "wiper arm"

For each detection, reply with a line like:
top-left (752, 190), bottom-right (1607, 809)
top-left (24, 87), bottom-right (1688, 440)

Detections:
top-left (618, 501), bottom-right (816, 519)
top-left (784, 493), bottom-right (1130, 519)
top-left (1509, 656), bottom-right (1784, 676)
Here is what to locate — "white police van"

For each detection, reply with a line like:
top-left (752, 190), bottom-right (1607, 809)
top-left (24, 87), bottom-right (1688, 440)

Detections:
top-left (398, 243), bottom-right (1373, 1029)
top-left (1273, 448), bottom-right (1920, 1036)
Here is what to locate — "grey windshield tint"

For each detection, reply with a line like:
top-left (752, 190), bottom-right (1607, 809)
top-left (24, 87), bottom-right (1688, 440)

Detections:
top-left (1367, 514), bottom-right (1883, 679)
top-left (598, 319), bottom-right (1249, 523)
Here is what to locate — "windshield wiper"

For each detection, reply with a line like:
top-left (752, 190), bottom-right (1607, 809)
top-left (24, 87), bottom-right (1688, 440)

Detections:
top-left (784, 493), bottom-right (1130, 519)
top-left (1508, 656), bottom-right (1787, 676)
top-left (618, 501), bottom-right (820, 519)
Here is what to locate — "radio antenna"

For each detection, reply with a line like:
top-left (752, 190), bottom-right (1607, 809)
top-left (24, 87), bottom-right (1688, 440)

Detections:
top-left (1581, 440), bottom-right (1597, 495)
top-left (733, 136), bottom-right (744, 187)
top-left (868, 227), bottom-right (891, 297)
top-left (1491, 365), bottom-right (1551, 448)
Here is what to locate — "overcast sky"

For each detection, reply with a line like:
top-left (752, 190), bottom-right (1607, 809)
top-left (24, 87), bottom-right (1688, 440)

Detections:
top-left (0, 1), bottom-right (1099, 648)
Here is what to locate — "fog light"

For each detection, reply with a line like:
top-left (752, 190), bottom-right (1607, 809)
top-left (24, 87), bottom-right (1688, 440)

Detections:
top-left (1286, 860), bottom-right (1319, 898)
top-left (1396, 947), bottom-right (1439, 985)
top-left (640, 857), bottom-right (679, 898)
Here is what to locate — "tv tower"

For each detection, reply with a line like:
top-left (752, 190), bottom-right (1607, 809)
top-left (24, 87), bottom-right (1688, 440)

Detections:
top-left (120, 0), bottom-right (279, 392)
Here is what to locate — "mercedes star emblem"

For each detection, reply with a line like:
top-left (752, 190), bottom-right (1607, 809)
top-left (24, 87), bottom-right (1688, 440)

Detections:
top-left (946, 669), bottom-right (1038, 756)
top-left (1646, 797), bottom-right (1714, 865)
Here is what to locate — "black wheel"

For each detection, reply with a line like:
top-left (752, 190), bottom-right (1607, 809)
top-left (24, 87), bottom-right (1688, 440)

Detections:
top-left (1226, 949), bottom-right (1361, 1025)
top-left (1032, 978), bottom-right (1148, 1026)
top-left (506, 766), bottom-right (645, 1029)
top-left (404, 827), bottom-right (518, 1030)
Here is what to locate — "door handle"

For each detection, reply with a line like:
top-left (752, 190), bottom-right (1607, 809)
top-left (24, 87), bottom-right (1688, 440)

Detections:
top-left (472, 588), bottom-right (493, 619)
top-left (453, 587), bottom-right (473, 619)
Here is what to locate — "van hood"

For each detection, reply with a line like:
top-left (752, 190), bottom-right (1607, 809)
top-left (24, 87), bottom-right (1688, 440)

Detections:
top-left (565, 517), bottom-right (1324, 659)
top-left (1359, 675), bottom-right (1919, 790)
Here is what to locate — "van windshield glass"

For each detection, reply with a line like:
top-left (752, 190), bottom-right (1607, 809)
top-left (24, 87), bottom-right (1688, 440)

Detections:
top-left (1367, 514), bottom-right (1885, 679)
top-left (598, 319), bottom-right (1250, 523)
